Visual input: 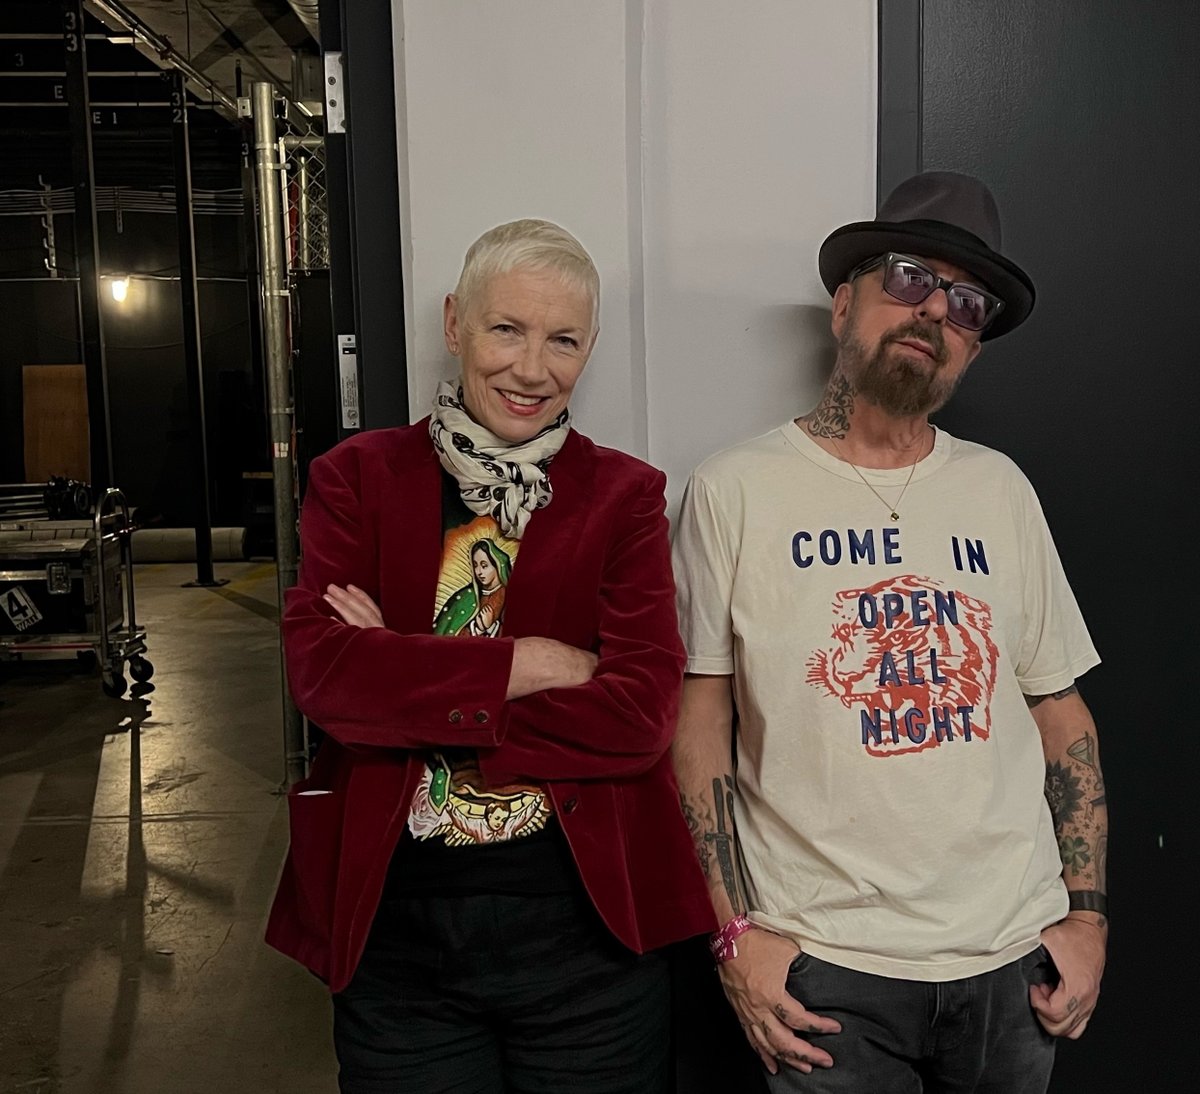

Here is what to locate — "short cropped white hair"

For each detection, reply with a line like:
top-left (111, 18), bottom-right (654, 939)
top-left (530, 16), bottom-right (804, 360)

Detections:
top-left (453, 218), bottom-right (600, 334)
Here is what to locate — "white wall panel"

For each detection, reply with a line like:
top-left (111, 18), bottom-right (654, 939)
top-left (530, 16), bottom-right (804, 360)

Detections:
top-left (641, 1), bottom-right (876, 506)
top-left (396, 0), bottom-right (641, 454)
top-left (393, 0), bottom-right (877, 509)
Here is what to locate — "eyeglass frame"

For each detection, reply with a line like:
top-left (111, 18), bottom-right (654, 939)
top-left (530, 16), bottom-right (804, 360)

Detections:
top-left (847, 251), bottom-right (1005, 332)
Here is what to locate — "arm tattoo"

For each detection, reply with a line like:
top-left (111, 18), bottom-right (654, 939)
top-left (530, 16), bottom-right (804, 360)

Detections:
top-left (803, 372), bottom-right (855, 439)
top-left (1024, 684), bottom-right (1079, 708)
top-left (1033, 684), bottom-right (1109, 894)
top-left (704, 775), bottom-right (747, 913)
top-left (1044, 760), bottom-right (1083, 835)
top-left (1068, 732), bottom-right (1106, 804)
top-left (680, 794), bottom-right (714, 879)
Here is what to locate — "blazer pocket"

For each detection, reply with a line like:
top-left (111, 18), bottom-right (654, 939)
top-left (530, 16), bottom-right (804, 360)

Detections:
top-left (286, 785), bottom-right (343, 939)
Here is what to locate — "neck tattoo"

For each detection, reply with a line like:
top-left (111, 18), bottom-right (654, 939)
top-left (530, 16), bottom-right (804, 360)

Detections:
top-left (829, 432), bottom-right (927, 522)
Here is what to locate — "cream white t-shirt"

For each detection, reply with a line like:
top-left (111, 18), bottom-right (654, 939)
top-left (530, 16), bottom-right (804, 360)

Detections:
top-left (673, 421), bottom-right (1100, 981)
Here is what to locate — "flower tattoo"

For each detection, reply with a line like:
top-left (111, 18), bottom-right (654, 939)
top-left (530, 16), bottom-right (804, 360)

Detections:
top-left (1044, 760), bottom-right (1083, 833)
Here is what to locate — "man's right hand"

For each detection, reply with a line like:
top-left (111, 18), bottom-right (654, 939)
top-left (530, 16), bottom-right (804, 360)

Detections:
top-left (718, 928), bottom-right (841, 1075)
top-left (507, 636), bottom-right (598, 699)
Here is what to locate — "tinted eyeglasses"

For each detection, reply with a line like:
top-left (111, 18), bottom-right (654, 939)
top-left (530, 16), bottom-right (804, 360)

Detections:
top-left (849, 252), bottom-right (1005, 332)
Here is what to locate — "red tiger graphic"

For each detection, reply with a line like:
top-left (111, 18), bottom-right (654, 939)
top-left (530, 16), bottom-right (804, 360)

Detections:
top-left (806, 574), bottom-right (999, 757)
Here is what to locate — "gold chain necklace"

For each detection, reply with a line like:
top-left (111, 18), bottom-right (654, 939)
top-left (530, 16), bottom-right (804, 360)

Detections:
top-left (830, 434), bottom-right (926, 522)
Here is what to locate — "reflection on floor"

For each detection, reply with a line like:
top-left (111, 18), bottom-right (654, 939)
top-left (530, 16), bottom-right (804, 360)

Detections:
top-left (0, 562), bottom-right (335, 1094)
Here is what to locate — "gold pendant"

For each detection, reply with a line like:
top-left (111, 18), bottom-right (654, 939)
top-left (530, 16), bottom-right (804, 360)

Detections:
top-left (890, 512), bottom-right (900, 521)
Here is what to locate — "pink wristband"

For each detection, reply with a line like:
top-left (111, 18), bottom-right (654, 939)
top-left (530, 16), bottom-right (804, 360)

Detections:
top-left (709, 913), bottom-right (754, 962)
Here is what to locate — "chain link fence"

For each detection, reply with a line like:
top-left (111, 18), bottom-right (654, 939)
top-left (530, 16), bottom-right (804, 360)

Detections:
top-left (280, 112), bottom-right (329, 271)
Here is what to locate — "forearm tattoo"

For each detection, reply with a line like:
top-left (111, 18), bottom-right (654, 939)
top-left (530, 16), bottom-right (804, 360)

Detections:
top-left (1034, 686), bottom-right (1108, 902)
top-left (804, 372), bottom-right (855, 439)
top-left (681, 774), bottom-right (747, 914)
top-left (681, 794), bottom-right (714, 880)
top-left (1024, 684), bottom-right (1078, 709)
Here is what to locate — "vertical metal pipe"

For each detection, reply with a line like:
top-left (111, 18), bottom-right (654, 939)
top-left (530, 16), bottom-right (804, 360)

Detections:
top-left (62, 0), bottom-right (114, 489)
top-left (238, 108), bottom-right (268, 472)
top-left (252, 82), bottom-right (306, 787)
top-left (170, 71), bottom-right (220, 588)
top-left (297, 154), bottom-right (311, 272)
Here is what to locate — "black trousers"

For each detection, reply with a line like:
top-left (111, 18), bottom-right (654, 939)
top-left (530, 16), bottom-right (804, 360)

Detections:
top-left (333, 888), bottom-right (671, 1094)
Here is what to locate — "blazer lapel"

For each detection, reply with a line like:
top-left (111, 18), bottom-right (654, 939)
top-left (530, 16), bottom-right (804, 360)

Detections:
top-left (378, 425), bottom-right (444, 634)
top-left (503, 432), bottom-right (593, 639)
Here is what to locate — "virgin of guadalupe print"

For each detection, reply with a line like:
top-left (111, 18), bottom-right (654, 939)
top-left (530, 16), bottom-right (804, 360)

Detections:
top-left (407, 504), bottom-right (553, 847)
top-left (434, 539), bottom-right (512, 637)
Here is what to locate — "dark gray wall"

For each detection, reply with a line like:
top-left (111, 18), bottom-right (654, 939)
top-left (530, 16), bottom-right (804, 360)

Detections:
top-left (0, 210), bottom-right (262, 525)
top-left (917, 2), bottom-right (1198, 1088)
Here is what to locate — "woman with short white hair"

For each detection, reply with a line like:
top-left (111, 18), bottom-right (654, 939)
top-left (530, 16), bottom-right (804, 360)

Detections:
top-left (266, 219), bottom-right (714, 1092)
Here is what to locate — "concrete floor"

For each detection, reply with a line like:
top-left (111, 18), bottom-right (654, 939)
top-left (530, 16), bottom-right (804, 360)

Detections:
top-left (0, 562), bottom-right (336, 1094)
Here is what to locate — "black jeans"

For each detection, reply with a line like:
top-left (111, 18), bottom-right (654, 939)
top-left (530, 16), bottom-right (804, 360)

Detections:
top-left (766, 947), bottom-right (1057, 1094)
top-left (333, 888), bottom-right (670, 1094)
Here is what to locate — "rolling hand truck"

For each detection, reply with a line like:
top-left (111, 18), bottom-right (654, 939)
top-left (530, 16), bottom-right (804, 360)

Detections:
top-left (0, 487), bottom-right (153, 698)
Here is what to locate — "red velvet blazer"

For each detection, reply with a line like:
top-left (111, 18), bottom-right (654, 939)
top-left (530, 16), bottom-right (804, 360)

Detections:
top-left (265, 421), bottom-right (716, 992)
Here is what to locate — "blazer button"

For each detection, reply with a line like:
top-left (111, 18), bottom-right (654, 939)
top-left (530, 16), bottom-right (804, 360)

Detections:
top-left (474, 710), bottom-right (489, 724)
top-left (562, 797), bottom-right (579, 814)
top-left (448, 709), bottom-right (463, 724)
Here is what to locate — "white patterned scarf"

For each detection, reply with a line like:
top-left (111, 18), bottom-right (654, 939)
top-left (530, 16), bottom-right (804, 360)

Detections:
top-left (429, 379), bottom-right (571, 539)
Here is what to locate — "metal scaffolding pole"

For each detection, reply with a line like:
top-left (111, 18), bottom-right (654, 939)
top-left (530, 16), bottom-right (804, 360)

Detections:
top-left (62, 0), bottom-right (113, 489)
top-left (171, 71), bottom-right (225, 589)
top-left (238, 105), bottom-right (267, 464)
top-left (296, 154), bottom-right (311, 272)
top-left (252, 82), bottom-right (306, 787)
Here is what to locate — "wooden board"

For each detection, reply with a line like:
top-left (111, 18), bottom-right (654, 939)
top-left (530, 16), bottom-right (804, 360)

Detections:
top-left (23, 364), bottom-right (89, 482)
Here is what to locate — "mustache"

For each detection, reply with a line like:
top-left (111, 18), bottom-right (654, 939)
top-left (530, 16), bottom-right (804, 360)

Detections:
top-left (884, 321), bottom-right (947, 364)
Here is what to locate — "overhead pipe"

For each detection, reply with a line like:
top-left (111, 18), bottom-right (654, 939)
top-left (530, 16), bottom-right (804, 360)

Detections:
top-left (83, 0), bottom-right (237, 116)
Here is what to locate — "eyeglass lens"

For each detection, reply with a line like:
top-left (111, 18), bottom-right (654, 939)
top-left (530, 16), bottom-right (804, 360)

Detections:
top-left (881, 258), bottom-right (994, 331)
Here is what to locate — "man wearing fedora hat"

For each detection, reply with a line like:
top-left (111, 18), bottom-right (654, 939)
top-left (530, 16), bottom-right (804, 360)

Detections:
top-left (672, 172), bottom-right (1108, 1091)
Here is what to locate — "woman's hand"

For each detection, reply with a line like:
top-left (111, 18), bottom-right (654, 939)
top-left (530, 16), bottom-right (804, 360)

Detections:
top-left (323, 584), bottom-right (385, 629)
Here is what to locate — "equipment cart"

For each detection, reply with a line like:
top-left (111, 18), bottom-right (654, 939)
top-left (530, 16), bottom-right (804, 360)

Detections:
top-left (0, 488), bottom-right (152, 697)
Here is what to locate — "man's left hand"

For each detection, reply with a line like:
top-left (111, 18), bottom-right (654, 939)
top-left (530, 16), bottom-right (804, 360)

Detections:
top-left (1030, 916), bottom-right (1107, 1039)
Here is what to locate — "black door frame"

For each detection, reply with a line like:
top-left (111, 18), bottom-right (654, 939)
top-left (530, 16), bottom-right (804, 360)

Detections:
top-left (318, 0), bottom-right (409, 436)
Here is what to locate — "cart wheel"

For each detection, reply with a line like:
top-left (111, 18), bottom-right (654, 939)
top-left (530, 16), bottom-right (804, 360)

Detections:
top-left (102, 672), bottom-right (128, 699)
top-left (129, 656), bottom-right (155, 683)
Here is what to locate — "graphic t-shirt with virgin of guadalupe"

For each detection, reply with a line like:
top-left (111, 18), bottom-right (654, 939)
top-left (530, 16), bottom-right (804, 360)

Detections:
top-left (385, 472), bottom-right (577, 895)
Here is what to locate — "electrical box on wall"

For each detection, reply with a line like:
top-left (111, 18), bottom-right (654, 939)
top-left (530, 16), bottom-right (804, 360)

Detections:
top-left (337, 334), bottom-right (360, 429)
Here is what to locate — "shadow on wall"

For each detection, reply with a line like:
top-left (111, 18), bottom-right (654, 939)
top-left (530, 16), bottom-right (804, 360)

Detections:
top-left (792, 301), bottom-right (837, 401)
top-left (658, 299), bottom-right (837, 521)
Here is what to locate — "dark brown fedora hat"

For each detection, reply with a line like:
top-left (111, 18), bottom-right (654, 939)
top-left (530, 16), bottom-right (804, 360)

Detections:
top-left (818, 171), bottom-right (1035, 339)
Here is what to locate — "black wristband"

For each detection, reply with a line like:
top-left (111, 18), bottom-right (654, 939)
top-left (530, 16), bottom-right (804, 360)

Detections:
top-left (1067, 890), bottom-right (1108, 917)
